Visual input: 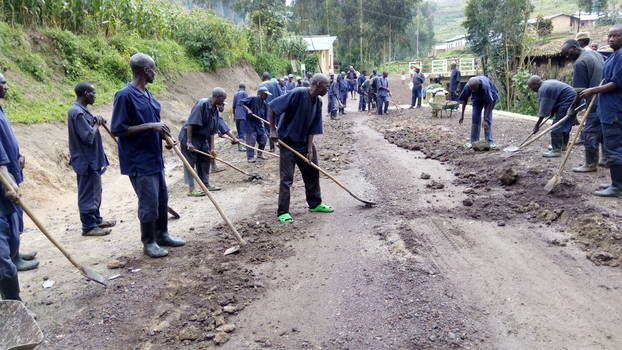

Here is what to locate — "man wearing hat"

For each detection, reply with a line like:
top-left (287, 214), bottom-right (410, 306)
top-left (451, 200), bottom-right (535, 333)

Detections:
top-left (576, 32), bottom-right (592, 50)
top-left (242, 86), bottom-right (271, 162)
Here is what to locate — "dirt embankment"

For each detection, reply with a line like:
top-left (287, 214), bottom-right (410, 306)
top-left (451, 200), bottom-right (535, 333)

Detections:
top-left (371, 109), bottom-right (622, 268)
top-left (13, 64), bottom-right (260, 205)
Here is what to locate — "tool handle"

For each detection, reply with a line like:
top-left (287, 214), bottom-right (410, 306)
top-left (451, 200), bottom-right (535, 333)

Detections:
top-left (164, 135), bottom-right (246, 245)
top-left (102, 124), bottom-right (118, 145)
top-left (192, 149), bottom-right (252, 176)
top-left (222, 135), bottom-right (278, 158)
top-left (0, 173), bottom-right (82, 270)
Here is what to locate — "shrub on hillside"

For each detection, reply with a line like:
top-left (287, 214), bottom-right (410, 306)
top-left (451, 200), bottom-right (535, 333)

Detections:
top-left (254, 52), bottom-right (290, 77)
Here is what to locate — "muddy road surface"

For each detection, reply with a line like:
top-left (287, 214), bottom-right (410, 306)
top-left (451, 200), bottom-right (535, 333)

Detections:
top-left (13, 76), bottom-right (622, 350)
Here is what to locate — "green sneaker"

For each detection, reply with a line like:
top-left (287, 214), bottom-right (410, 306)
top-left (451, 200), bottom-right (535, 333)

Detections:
top-left (207, 185), bottom-right (221, 191)
top-left (187, 189), bottom-right (206, 197)
top-left (277, 213), bottom-right (294, 223)
top-left (309, 203), bottom-right (334, 213)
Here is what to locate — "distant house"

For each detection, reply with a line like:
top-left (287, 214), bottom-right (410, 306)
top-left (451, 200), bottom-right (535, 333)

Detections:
top-left (575, 13), bottom-right (600, 28)
top-left (302, 35), bottom-right (337, 74)
top-left (445, 35), bottom-right (467, 50)
top-left (528, 13), bottom-right (580, 34)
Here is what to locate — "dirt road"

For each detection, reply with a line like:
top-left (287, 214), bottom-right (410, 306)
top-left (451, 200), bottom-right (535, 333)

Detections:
top-left (12, 75), bottom-right (622, 349)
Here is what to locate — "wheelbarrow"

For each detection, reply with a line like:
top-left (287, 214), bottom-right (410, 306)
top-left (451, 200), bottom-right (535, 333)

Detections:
top-left (431, 100), bottom-right (459, 118)
top-left (0, 300), bottom-right (43, 350)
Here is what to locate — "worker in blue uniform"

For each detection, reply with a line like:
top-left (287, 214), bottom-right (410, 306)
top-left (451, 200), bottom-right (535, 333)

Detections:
top-left (376, 72), bottom-right (390, 115)
top-left (347, 66), bottom-right (358, 100)
top-left (232, 83), bottom-right (248, 152)
top-left (328, 75), bottom-right (341, 120)
top-left (449, 63), bottom-right (461, 101)
top-left (528, 76), bottom-right (577, 157)
top-left (357, 71), bottom-right (367, 112)
top-left (338, 74), bottom-right (349, 115)
top-left (111, 53), bottom-right (185, 258)
top-left (458, 76), bottom-right (499, 149)
top-left (242, 87), bottom-right (271, 162)
top-left (580, 24), bottom-right (622, 197)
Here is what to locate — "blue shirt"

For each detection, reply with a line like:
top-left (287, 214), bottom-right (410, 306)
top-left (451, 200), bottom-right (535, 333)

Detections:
top-left (329, 81), bottom-right (340, 98)
top-left (412, 72), bottom-right (425, 89)
top-left (339, 79), bottom-right (349, 95)
top-left (268, 87), bottom-right (323, 152)
top-left (232, 89), bottom-right (248, 120)
top-left (67, 102), bottom-right (109, 175)
top-left (285, 81), bottom-right (297, 92)
top-left (537, 80), bottom-right (576, 118)
top-left (347, 71), bottom-right (357, 80)
top-left (0, 108), bottom-right (22, 216)
top-left (450, 69), bottom-right (461, 90)
top-left (357, 75), bottom-right (367, 92)
top-left (599, 49), bottom-right (622, 124)
top-left (110, 83), bottom-right (164, 176)
top-left (178, 98), bottom-right (219, 152)
top-left (242, 96), bottom-right (268, 135)
top-left (377, 77), bottom-right (390, 97)
top-left (458, 76), bottom-right (498, 106)
top-left (573, 50), bottom-right (603, 89)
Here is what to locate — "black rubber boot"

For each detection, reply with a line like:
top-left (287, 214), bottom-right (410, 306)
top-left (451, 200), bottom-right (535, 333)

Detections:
top-left (12, 253), bottom-right (39, 271)
top-left (593, 165), bottom-right (622, 197)
top-left (19, 251), bottom-right (36, 260)
top-left (572, 148), bottom-right (598, 173)
top-left (330, 111), bottom-right (339, 120)
top-left (269, 139), bottom-right (275, 153)
top-left (156, 215), bottom-right (185, 247)
top-left (561, 132), bottom-right (570, 151)
top-left (543, 133), bottom-right (563, 158)
top-left (0, 275), bottom-right (21, 300)
top-left (141, 222), bottom-right (168, 258)
top-left (599, 146), bottom-right (608, 167)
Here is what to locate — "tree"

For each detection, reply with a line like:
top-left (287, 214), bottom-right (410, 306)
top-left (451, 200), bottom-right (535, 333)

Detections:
top-left (535, 15), bottom-right (553, 37)
top-left (463, 0), bottom-right (533, 110)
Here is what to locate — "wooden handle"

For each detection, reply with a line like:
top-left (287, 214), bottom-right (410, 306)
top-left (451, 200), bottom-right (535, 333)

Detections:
top-left (102, 124), bottom-right (118, 145)
top-left (0, 173), bottom-right (82, 270)
top-left (222, 135), bottom-right (278, 158)
top-left (164, 135), bottom-right (246, 245)
top-left (192, 149), bottom-right (252, 177)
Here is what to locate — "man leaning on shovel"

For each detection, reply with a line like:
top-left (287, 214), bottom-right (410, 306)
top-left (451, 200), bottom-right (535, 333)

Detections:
top-left (267, 74), bottom-right (334, 224)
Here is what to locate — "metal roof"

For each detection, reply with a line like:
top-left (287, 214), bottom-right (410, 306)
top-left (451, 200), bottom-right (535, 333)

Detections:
top-left (302, 35), bottom-right (337, 51)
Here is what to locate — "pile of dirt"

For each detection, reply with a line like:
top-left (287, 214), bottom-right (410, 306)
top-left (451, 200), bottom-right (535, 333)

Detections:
top-left (318, 119), bottom-right (356, 173)
top-left (41, 215), bottom-right (307, 349)
top-left (373, 110), bottom-right (622, 267)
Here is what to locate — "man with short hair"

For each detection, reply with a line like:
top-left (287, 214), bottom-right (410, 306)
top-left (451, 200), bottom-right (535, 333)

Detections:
top-left (286, 74), bottom-right (297, 93)
top-left (268, 74), bottom-right (334, 224)
top-left (580, 24), bottom-right (622, 197)
top-left (67, 82), bottom-right (116, 237)
top-left (590, 42), bottom-right (599, 51)
top-left (328, 75), bottom-right (341, 120)
top-left (449, 63), bottom-right (462, 101)
top-left (376, 72), bottom-right (390, 115)
top-left (232, 83), bottom-right (248, 152)
top-left (242, 87), bottom-right (271, 162)
top-left (0, 72), bottom-right (29, 301)
top-left (528, 76), bottom-right (577, 158)
top-left (458, 76), bottom-right (499, 149)
top-left (338, 74), bottom-right (349, 115)
top-left (347, 66), bottom-right (358, 100)
top-left (259, 72), bottom-right (282, 152)
top-left (561, 39), bottom-right (604, 171)
top-left (111, 53), bottom-right (185, 258)
top-left (409, 68), bottom-right (425, 108)
top-left (357, 70), bottom-right (368, 112)
top-left (179, 88), bottom-right (227, 196)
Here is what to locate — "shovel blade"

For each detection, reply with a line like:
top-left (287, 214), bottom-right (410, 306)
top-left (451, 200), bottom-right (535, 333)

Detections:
top-left (503, 146), bottom-right (520, 152)
top-left (544, 175), bottom-right (560, 193)
top-left (81, 266), bottom-right (107, 286)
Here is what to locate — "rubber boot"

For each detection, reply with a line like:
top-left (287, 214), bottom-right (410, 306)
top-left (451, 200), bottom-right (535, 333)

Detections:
top-left (342, 108), bottom-right (347, 115)
top-left (599, 146), bottom-right (608, 167)
top-left (561, 132), bottom-right (569, 151)
top-left (593, 165), bottom-right (622, 197)
top-left (0, 275), bottom-right (21, 300)
top-left (330, 111), bottom-right (339, 120)
top-left (543, 133), bottom-right (563, 158)
top-left (269, 139), bottom-right (275, 153)
top-left (572, 148), bottom-right (598, 172)
top-left (155, 215), bottom-right (185, 247)
top-left (12, 253), bottom-right (39, 271)
top-left (20, 251), bottom-right (36, 260)
top-left (141, 222), bottom-right (168, 258)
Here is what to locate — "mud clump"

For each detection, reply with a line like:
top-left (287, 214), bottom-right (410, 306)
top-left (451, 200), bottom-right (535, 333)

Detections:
top-left (498, 168), bottom-right (518, 185)
top-left (472, 140), bottom-right (490, 152)
top-left (426, 181), bottom-right (445, 190)
top-left (420, 172), bottom-right (431, 180)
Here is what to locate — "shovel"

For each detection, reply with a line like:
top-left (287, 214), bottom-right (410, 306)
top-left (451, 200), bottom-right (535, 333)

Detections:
top-left (163, 135), bottom-right (246, 246)
top-left (502, 115), bottom-right (553, 152)
top-left (544, 93), bottom-right (598, 193)
top-left (192, 149), bottom-right (263, 181)
top-left (101, 124), bottom-right (180, 219)
top-left (0, 173), bottom-right (107, 286)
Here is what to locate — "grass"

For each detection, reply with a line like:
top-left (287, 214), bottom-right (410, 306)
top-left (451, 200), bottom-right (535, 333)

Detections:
top-left (0, 23), bottom-right (201, 123)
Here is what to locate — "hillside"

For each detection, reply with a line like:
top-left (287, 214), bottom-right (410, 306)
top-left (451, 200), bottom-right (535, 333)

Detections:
top-left (432, 0), bottom-right (581, 42)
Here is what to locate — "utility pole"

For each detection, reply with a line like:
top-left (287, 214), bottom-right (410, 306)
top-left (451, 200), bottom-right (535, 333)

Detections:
top-left (416, 3), bottom-right (420, 58)
top-left (359, 0), bottom-right (363, 66)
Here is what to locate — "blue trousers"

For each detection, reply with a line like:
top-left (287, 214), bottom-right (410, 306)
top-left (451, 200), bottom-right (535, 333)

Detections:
top-left (582, 112), bottom-right (602, 150)
top-left (377, 95), bottom-right (389, 115)
top-left (340, 93), bottom-right (347, 108)
top-left (328, 95), bottom-right (337, 113)
top-left (245, 132), bottom-right (267, 160)
top-left (0, 211), bottom-right (20, 279)
top-left (471, 102), bottom-right (495, 143)
top-left (235, 119), bottom-right (245, 139)
top-left (77, 173), bottom-right (103, 230)
top-left (180, 146), bottom-right (210, 188)
top-left (551, 104), bottom-right (574, 135)
top-left (601, 120), bottom-right (622, 166)
top-left (129, 172), bottom-right (168, 224)
top-left (358, 93), bottom-right (367, 111)
top-left (411, 86), bottom-right (422, 107)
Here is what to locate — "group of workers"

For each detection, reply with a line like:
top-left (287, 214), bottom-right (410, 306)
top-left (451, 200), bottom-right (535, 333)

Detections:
top-left (327, 67), bottom-right (393, 119)
top-left (0, 53), bottom-right (335, 303)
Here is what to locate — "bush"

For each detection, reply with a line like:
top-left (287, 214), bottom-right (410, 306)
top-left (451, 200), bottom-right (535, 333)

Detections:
top-left (509, 70), bottom-right (537, 115)
top-left (535, 16), bottom-right (553, 38)
top-left (254, 52), bottom-right (290, 77)
top-left (302, 53), bottom-right (320, 74)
